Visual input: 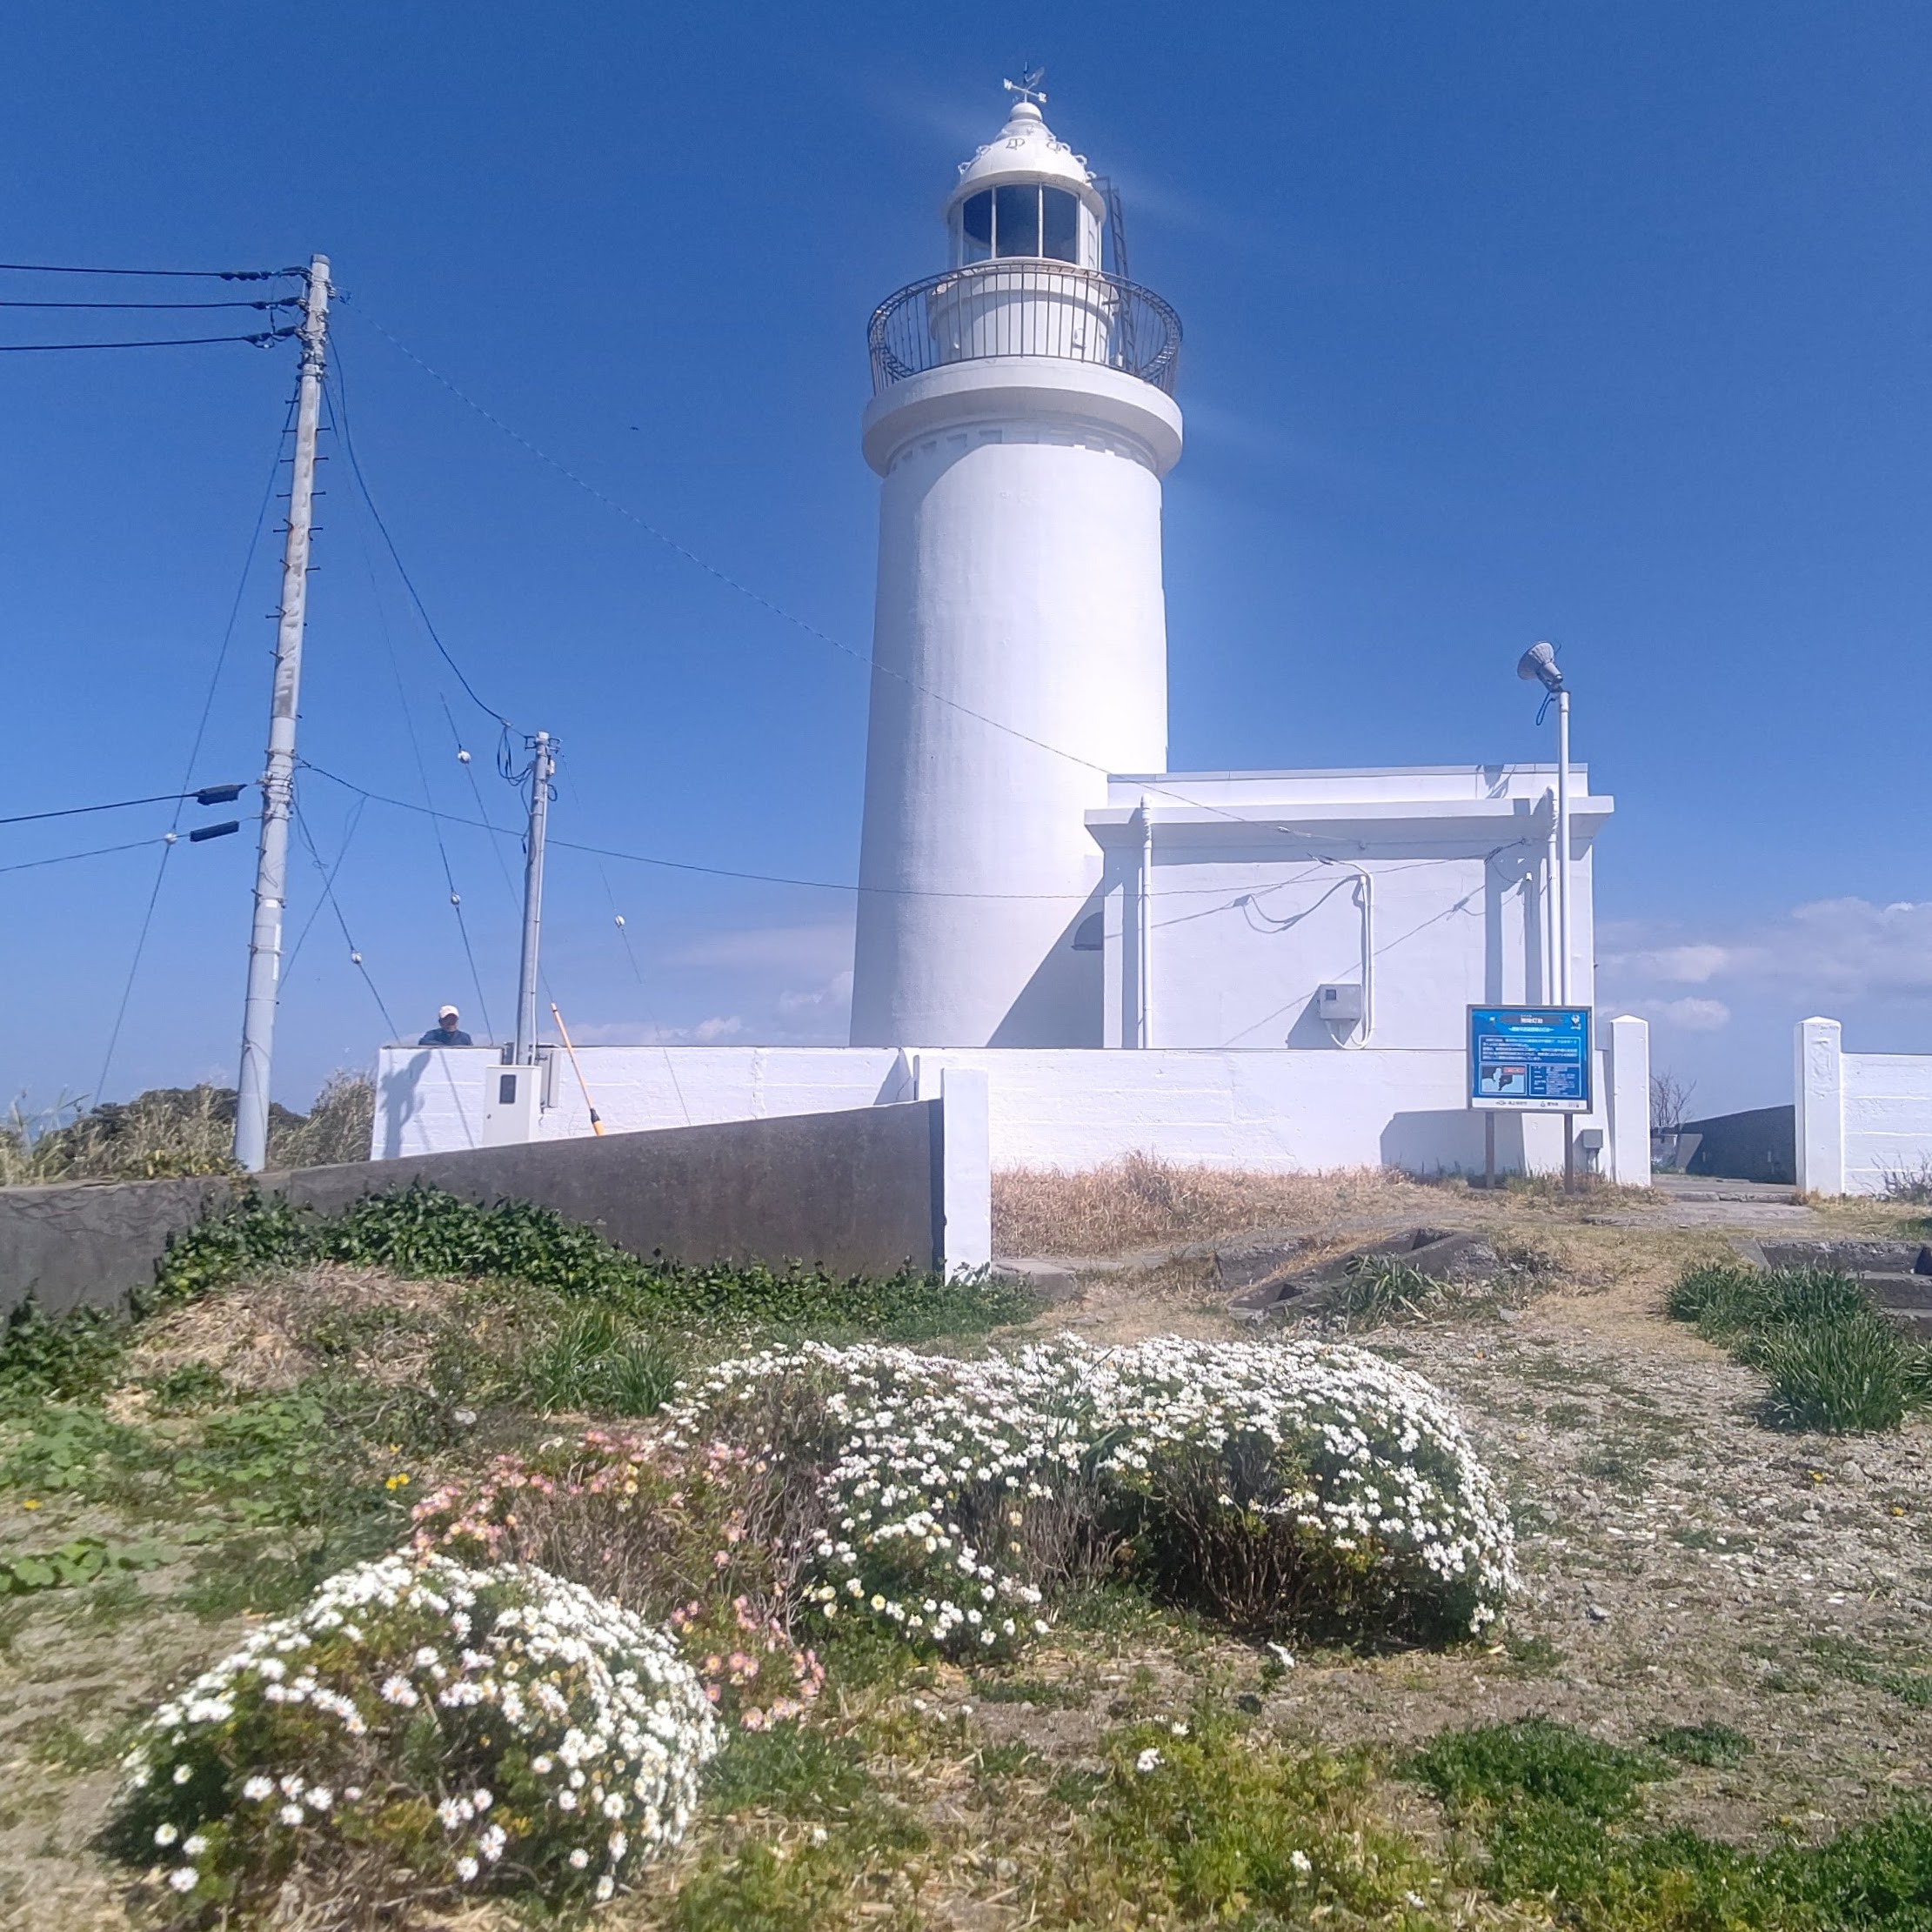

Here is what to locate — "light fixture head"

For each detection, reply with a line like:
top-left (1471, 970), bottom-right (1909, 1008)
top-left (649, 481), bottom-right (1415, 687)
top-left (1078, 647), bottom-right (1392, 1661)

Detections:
top-left (1516, 639), bottom-right (1563, 692)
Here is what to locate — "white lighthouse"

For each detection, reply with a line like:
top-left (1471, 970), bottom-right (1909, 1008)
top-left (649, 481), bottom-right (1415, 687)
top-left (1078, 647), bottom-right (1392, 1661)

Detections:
top-left (849, 87), bottom-right (1184, 1047)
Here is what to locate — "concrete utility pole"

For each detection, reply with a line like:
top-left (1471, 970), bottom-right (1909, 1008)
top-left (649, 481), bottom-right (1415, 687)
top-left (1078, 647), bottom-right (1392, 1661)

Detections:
top-left (236, 254), bottom-right (331, 1173)
top-left (513, 731), bottom-right (556, 1066)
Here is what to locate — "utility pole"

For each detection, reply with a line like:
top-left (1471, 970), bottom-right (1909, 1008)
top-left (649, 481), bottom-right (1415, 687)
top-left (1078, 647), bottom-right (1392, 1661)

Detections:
top-left (513, 731), bottom-right (556, 1066)
top-left (235, 254), bottom-right (330, 1173)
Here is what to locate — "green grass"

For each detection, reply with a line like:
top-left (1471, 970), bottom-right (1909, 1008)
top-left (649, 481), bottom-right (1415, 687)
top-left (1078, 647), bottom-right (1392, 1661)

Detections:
top-left (1059, 1703), bottom-right (1441, 1925)
top-left (1667, 1262), bottom-right (1931, 1434)
top-left (968, 1673), bottom-right (1093, 1710)
top-left (1412, 1716), bottom-right (1666, 1819)
top-left (1648, 1721), bottom-right (1752, 1768)
top-left (1416, 1717), bottom-right (1932, 1929)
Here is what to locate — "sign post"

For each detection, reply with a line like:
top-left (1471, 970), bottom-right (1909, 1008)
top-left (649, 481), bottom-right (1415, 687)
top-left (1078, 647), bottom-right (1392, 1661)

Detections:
top-left (1467, 1006), bottom-right (1593, 1187)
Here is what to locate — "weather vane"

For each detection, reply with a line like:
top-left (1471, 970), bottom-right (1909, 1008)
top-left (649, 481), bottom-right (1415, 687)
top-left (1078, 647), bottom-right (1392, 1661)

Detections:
top-left (1004, 66), bottom-right (1047, 107)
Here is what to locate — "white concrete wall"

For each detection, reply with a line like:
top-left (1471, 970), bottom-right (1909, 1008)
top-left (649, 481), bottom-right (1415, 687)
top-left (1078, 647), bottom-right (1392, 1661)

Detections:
top-left (374, 1040), bottom-right (1641, 1184)
top-left (850, 356), bottom-right (1181, 1052)
top-left (1089, 768), bottom-right (1608, 1054)
top-left (1795, 1017), bottom-right (1932, 1195)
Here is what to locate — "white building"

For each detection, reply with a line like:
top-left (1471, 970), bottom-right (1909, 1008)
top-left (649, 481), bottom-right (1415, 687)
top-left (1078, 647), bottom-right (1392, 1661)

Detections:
top-left (374, 88), bottom-right (1648, 1187)
top-left (849, 91), bottom-right (1610, 1062)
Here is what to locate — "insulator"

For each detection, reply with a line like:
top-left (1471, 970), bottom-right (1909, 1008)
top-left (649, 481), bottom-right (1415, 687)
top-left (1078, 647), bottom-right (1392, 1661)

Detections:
top-left (449, 892), bottom-right (461, 906)
top-left (163, 831), bottom-right (178, 845)
top-left (456, 748), bottom-right (471, 764)
top-left (350, 950), bottom-right (363, 965)
top-left (613, 914), bottom-right (625, 928)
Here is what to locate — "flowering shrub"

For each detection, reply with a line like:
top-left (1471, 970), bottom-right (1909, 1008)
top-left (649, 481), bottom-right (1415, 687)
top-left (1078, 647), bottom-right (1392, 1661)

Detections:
top-left (414, 1428), bottom-right (826, 1729)
top-left (662, 1335), bottom-right (1514, 1653)
top-left (113, 1554), bottom-right (720, 1917)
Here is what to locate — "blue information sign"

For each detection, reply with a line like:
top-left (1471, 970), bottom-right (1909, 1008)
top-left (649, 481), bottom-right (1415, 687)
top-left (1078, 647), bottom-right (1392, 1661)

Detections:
top-left (1467, 1006), bottom-right (1593, 1113)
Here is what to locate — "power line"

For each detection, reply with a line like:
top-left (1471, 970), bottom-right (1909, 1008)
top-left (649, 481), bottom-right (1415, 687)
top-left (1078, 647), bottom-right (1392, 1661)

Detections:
top-left (328, 376), bottom-right (496, 1039)
top-left (291, 801), bottom-right (400, 1037)
top-left (297, 757), bottom-right (1434, 906)
top-left (340, 302), bottom-right (1465, 858)
top-left (97, 392), bottom-right (300, 1101)
top-left (324, 348), bottom-right (512, 729)
top-left (0, 261), bottom-right (297, 279)
top-left (0, 836), bottom-right (170, 877)
top-left (0, 328), bottom-right (299, 353)
top-left (0, 297), bottom-right (301, 311)
top-left (1, 785), bottom-right (244, 828)
top-left (283, 795), bottom-right (366, 987)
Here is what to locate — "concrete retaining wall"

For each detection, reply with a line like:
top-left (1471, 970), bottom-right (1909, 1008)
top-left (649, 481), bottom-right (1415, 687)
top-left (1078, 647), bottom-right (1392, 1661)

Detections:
top-left (0, 1098), bottom-right (973, 1322)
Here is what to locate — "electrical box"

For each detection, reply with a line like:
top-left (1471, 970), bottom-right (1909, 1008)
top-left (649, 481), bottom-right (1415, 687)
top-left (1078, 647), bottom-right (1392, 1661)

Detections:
top-left (482, 1065), bottom-right (543, 1146)
top-left (1316, 983), bottom-right (1364, 1024)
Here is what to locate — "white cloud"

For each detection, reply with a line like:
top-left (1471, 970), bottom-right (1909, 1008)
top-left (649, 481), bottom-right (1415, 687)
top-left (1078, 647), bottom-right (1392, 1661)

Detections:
top-left (668, 923), bottom-right (853, 973)
top-left (1603, 899), bottom-right (1932, 1009)
top-left (1634, 997), bottom-right (1732, 1033)
top-left (777, 970), bottom-right (853, 1019)
top-left (1602, 942), bottom-right (1734, 985)
top-left (571, 1016), bottom-right (745, 1046)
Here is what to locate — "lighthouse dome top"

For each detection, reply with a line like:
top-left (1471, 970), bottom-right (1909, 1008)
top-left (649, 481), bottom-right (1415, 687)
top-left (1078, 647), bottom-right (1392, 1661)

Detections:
top-left (948, 98), bottom-right (1104, 220)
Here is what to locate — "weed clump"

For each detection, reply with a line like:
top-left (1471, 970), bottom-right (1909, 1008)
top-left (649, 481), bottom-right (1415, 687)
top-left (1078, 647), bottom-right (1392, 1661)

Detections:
top-left (1668, 1261), bottom-right (1929, 1434)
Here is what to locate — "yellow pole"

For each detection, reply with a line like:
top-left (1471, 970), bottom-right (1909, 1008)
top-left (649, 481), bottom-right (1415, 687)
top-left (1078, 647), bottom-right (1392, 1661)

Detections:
top-left (549, 1001), bottom-right (605, 1135)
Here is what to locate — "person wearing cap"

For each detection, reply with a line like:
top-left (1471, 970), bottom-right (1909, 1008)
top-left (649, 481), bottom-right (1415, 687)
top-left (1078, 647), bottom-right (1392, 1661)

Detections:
top-left (418, 1005), bottom-right (473, 1047)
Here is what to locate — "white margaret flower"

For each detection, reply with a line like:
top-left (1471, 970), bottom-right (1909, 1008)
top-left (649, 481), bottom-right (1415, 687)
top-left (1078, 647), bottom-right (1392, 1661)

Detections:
top-left (118, 1554), bottom-right (722, 1895)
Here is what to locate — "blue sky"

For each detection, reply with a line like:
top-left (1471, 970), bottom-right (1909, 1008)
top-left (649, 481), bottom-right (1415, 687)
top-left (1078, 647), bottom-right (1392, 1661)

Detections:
top-left (3, 1), bottom-right (1929, 1120)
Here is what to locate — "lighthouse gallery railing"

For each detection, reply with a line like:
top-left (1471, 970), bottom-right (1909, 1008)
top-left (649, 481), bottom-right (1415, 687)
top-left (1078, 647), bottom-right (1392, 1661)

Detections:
top-left (867, 261), bottom-right (1181, 398)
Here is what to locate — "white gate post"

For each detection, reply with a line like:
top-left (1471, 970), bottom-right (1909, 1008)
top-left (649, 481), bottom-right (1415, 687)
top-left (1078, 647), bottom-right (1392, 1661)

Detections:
top-left (1607, 1015), bottom-right (1651, 1187)
top-left (1794, 1017), bottom-right (1844, 1196)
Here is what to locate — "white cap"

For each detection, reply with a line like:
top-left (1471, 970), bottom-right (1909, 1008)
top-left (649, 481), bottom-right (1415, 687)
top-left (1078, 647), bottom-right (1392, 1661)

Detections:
top-left (948, 97), bottom-right (1102, 220)
top-left (438, 1004), bottom-right (459, 1021)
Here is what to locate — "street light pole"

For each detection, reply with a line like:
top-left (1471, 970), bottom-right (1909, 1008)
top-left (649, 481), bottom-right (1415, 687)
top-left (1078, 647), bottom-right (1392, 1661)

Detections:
top-left (1518, 639), bottom-right (1577, 1188)
top-left (1554, 683), bottom-right (1573, 1007)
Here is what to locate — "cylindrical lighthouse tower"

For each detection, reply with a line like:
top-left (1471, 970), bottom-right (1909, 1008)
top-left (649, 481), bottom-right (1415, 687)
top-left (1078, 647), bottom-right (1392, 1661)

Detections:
top-left (848, 90), bottom-right (1183, 1047)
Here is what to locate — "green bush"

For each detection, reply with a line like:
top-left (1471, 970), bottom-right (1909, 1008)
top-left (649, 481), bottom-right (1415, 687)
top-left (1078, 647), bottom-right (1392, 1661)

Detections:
top-left (0, 1298), bottom-right (127, 1402)
top-left (149, 1181), bottom-right (1034, 1341)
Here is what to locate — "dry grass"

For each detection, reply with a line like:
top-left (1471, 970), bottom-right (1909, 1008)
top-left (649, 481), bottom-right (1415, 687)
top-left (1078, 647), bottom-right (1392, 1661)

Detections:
top-left (992, 1152), bottom-right (1438, 1258)
top-left (121, 1261), bottom-right (478, 1398)
top-left (0, 1071), bottom-right (374, 1187)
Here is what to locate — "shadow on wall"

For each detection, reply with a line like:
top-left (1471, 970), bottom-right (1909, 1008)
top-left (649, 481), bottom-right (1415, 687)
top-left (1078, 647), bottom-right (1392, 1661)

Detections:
top-left (376, 1052), bottom-right (482, 1160)
top-left (988, 899), bottom-right (1104, 1047)
top-left (1380, 1109), bottom-right (1502, 1176)
top-left (1683, 1106), bottom-right (1795, 1187)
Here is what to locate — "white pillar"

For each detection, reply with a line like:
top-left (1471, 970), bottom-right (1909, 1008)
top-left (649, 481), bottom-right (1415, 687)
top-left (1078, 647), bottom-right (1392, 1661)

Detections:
top-left (939, 1066), bottom-right (992, 1274)
top-left (1795, 1016), bottom-right (1845, 1196)
top-left (1606, 1014), bottom-right (1651, 1187)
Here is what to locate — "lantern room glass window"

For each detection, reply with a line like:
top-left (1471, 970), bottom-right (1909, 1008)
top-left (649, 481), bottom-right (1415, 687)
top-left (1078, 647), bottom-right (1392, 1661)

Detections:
top-left (957, 185), bottom-right (1084, 265)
